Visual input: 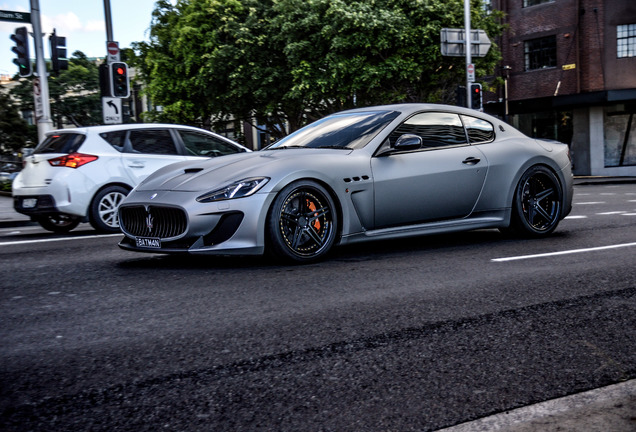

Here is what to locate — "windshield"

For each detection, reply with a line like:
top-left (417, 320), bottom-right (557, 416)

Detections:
top-left (266, 110), bottom-right (399, 150)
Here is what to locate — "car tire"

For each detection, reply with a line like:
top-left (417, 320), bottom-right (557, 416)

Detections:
top-left (38, 214), bottom-right (81, 233)
top-left (266, 180), bottom-right (338, 263)
top-left (508, 165), bottom-right (563, 237)
top-left (89, 185), bottom-right (129, 233)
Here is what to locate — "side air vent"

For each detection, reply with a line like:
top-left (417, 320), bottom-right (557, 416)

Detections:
top-left (343, 175), bottom-right (370, 183)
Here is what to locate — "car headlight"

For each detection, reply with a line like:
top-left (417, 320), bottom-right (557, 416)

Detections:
top-left (196, 177), bottom-right (269, 203)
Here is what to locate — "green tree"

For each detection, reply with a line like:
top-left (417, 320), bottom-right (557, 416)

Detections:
top-left (136, 0), bottom-right (503, 139)
top-left (49, 51), bottom-right (102, 127)
top-left (0, 88), bottom-right (36, 155)
top-left (9, 51), bottom-right (102, 128)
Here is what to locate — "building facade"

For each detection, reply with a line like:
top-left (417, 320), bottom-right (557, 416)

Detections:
top-left (487, 0), bottom-right (636, 176)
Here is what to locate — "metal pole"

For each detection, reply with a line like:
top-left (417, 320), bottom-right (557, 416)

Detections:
top-left (464, 0), bottom-right (472, 108)
top-left (30, 0), bottom-right (53, 142)
top-left (103, 0), bottom-right (114, 41)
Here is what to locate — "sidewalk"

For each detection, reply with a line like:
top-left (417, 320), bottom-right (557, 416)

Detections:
top-left (0, 193), bottom-right (33, 228)
top-left (437, 379), bottom-right (636, 432)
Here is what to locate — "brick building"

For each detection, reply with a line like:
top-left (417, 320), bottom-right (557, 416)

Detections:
top-left (486, 0), bottom-right (636, 176)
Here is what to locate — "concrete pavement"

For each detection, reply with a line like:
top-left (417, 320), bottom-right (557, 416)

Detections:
top-left (0, 193), bottom-right (33, 228)
top-left (438, 379), bottom-right (636, 432)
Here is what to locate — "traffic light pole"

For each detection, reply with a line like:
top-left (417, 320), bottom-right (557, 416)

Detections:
top-left (30, 0), bottom-right (53, 142)
top-left (464, 0), bottom-right (472, 109)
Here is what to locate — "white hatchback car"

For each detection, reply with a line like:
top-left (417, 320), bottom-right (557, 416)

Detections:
top-left (12, 124), bottom-right (249, 233)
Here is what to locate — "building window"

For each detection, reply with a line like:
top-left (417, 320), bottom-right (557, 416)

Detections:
top-left (523, 0), bottom-right (554, 7)
top-left (617, 24), bottom-right (636, 58)
top-left (524, 36), bottom-right (557, 71)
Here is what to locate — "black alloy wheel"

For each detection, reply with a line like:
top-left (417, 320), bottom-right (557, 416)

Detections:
top-left (510, 165), bottom-right (563, 237)
top-left (267, 180), bottom-right (338, 263)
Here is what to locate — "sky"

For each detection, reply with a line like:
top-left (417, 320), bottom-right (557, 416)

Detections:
top-left (0, 0), bottom-right (162, 77)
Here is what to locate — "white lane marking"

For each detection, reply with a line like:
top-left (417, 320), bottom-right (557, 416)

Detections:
top-left (596, 211), bottom-right (627, 215)
top-left (492, 242), bottom-right (636, 262)
top-left (575, 201), bottom-right (605, 205)
top-left (564, 215), bottom-right (587, 219)
top-left (0, 234), bottom-right (121, 247)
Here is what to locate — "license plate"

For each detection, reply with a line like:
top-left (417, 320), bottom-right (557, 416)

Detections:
top-left (136, 237), bottom-right (161, 248)
top-left (22, 198), bottom-right (37, 209)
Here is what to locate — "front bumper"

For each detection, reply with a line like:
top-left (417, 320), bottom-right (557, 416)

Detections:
top-left (117, 189), bottom-right (274, 256)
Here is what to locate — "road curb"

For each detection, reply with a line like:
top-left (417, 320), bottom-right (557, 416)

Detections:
top-left (436, 379), bottom-right (636, 432)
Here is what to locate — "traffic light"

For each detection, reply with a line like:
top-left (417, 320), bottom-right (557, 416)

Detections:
top-left (109, 62), bottom-right (130, 98)
top-left (10, 26), bottom-right (31, 77)
top-left (49, 29), bottom-right (68, 74)
top-left (456, 85), bottom-right (467, 108)
top-left (471, 83), bottom-right (482, 111)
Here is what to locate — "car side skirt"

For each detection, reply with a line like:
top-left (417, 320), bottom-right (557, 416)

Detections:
top-left (339, 209), bottom-right (511, 245)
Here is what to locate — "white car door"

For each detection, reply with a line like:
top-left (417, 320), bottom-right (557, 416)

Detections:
top-left (120, 129), bottom-right (187, 185)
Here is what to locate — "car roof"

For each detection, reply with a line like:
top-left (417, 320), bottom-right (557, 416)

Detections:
top-left (45, 123), bottom-right (226, 136)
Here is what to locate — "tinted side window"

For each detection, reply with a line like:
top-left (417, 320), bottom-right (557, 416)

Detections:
top-left (389, 112), bottom-right (467, 148)
top-left (461, 115), bottom-right (495, 144)
top-left (35, 133), bottom-right (86, 154)
top-left (128, 130), bottom-right (177, 155)
top-left (100, 131), bottom-right (126, 152)
top-left (179, 131), bottom-right (242, 157)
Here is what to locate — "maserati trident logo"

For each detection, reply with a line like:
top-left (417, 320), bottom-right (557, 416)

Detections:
top-left (145, 211), bottom-right (154, 234)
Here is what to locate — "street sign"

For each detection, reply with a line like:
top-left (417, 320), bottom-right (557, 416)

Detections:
top-left (106, 41), bottom-right (120, 64)
top-left (33, 77), bottom-right (43, 119)
top-left (467, 63), bottom-right (475, 82)
top-left (102, 97), bottom-right (122, 124)
top-left (0, 10), bottom-right (31, 23)
top-left (440, 28), bottom-right (491, 57)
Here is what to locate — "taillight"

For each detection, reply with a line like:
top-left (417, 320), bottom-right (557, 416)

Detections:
top-left (48, 153), bottom-right (98, 168)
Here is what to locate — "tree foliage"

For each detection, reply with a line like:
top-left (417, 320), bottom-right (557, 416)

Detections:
top-left (135, 0), bottom-right (504, 139)
top-left (0, 88), bottom-right (36, 155)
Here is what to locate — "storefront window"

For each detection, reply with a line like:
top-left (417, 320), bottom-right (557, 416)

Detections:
top-left (513, 110), bottom-right (573, 144)
top-left (604, 105), bottom-right (636, 167)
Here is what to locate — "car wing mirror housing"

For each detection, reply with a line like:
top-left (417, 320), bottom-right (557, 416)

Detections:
top-left (394, 134), bottom-right (422, 151)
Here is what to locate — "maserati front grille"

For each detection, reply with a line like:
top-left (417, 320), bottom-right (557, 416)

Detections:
top-left (119, 205), bottom-right (187, 239)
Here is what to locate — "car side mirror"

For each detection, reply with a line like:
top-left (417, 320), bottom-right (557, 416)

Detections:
top-left (393, 134), bottom-right (422, 151)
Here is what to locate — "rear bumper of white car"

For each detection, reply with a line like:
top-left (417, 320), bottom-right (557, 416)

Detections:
top-left (12, 171), bottom-right (95, 218)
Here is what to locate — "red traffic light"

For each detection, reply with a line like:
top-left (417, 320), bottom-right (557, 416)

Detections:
top-left (116, 67), bottom-right (125, 75)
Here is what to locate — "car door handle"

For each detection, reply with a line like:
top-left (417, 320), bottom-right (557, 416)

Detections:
top-left (462, 157), bottom-right (481, 165)
top-left (128, 163), bottom-right (145, 168)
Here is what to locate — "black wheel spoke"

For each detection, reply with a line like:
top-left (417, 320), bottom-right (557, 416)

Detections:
top-left (534, 204), bottom-right (553, 222)
top-left (535, 187), bottom-right (554, 203)
top-left (306, 206), bottom-right (329, 223)
top-left (290, 226), bottom-right (305, 249)
top-left (305, 225), bottom-right (325, 247)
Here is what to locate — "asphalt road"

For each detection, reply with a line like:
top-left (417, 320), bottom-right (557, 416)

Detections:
top-left (1, 183), bottom-right (635, 431)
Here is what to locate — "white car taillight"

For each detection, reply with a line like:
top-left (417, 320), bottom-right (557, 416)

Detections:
top-left (48, 152), bottom-right (98, 168)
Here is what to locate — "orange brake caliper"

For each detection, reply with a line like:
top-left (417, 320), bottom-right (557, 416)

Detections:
top-left (306, 200), bottom-right (321, 231)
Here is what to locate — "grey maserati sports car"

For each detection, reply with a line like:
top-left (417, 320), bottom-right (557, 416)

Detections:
top-left (118, 104), bottom-right (573, 262)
